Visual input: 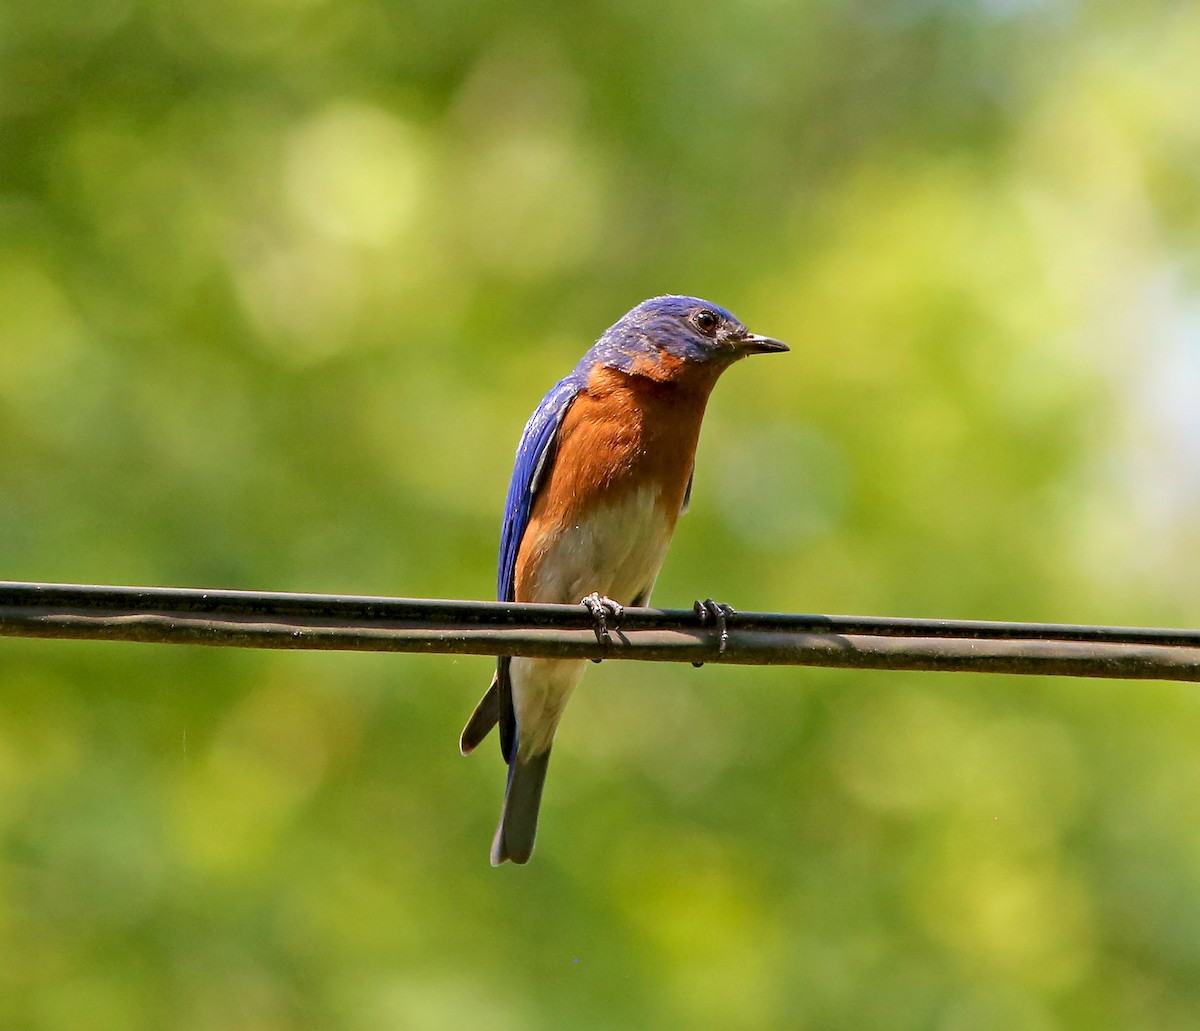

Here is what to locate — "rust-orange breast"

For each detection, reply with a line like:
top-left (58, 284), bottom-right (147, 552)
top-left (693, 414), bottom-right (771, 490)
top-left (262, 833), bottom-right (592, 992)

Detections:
top-left (513, 362), bottom-right (723, 603)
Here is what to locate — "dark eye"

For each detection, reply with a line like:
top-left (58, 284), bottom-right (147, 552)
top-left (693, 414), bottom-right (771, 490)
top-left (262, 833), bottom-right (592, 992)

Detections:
top-left (693, 309), bottom-right (719, 335)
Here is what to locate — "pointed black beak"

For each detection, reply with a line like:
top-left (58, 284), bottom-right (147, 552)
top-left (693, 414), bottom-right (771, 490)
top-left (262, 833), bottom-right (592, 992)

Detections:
top-left (737, 332), bottom-right (789, 355)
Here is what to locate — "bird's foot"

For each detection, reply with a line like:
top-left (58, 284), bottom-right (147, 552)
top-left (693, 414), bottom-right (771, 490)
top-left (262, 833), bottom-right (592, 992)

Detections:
top-left (582, 593), bottom-right (624, 661)
top-left (692, 599), bottom-right (737, 666)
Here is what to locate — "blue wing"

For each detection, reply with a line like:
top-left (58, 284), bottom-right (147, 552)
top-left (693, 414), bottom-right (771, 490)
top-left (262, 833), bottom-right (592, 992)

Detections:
top-left (497, 372), bottom-right (582, 602)
top-left (491, 372), bottom-right (581, 763)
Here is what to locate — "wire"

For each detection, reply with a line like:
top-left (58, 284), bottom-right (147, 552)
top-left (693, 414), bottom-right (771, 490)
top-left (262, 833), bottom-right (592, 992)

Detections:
top-left (0, 580), bottom-right (1197, 682)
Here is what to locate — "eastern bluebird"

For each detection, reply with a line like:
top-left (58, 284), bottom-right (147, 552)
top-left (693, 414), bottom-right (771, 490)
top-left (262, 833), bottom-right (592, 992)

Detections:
top-left (460, 295), bottom-right (787, 865)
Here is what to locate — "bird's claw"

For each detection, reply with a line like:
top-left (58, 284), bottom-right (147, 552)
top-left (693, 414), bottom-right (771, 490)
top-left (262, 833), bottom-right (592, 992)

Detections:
top-left (693, 598), bottom-right (736, 666)
top-left (582, 593), bottom-right (624, 660)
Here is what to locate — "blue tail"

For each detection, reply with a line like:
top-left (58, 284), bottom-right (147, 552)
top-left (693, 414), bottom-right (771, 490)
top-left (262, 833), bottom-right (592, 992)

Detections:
top-left (490, 750), bottom-right (552, 866)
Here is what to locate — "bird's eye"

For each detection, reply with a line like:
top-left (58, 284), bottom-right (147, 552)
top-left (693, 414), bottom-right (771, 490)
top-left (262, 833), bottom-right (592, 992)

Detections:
top-left (693, 309), bottom-right (719, 335)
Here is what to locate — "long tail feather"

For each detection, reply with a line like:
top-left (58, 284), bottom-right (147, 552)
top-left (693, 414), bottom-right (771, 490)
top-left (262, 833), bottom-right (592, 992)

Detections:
top-left (490, 750), bottom-right (551, 866)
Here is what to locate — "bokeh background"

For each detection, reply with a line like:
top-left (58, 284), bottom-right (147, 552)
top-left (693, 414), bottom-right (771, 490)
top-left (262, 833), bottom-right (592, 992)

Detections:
top-left (3, 1), bottom-right (1200, 1027)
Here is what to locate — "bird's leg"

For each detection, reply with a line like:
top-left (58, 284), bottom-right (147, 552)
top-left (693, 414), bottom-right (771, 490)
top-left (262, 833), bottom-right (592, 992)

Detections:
top-left (692, 599), bottom-right (737, 666)
top-left (582, 593), bottom-right (624, 661)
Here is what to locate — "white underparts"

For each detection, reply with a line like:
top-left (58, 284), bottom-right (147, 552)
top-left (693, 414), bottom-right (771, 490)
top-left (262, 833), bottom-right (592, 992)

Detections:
top-left (512, 486), bottom-right (676, 756)
top-left (528, 485), bottom-right (673, 607)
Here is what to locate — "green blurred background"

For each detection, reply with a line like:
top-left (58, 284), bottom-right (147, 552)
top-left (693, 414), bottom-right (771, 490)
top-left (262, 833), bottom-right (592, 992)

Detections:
top-left (3, 0), bottom-right (1200, 1027)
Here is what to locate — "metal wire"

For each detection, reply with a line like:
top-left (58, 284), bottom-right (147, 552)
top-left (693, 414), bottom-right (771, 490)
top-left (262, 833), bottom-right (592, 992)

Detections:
top-left (0, 580), bottom-right (1197, 682)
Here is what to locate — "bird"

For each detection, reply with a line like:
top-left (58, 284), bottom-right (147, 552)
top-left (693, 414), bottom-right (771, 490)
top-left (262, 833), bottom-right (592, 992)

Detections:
top-left (460, 295), bottom-right (788, 865)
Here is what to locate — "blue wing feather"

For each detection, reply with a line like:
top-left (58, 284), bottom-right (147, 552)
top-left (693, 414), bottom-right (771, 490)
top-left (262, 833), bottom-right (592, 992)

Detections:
top-left (497, 372), bottom-right (583, 602)
top-left (493, 371), bottom-right (582, 763)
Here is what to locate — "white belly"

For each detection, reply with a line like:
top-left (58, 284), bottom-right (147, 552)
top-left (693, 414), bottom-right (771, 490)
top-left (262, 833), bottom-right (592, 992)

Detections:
top-left (527, 485), bottom-right (674, 607)
top-left (512, 486), bottom-right (676, 756)
top-left (510, 656), bottom-right (587, 756)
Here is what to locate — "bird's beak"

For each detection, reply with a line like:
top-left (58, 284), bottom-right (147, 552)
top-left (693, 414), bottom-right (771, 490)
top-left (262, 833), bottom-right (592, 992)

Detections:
top-left (737, 333), bottom-right (789, 355)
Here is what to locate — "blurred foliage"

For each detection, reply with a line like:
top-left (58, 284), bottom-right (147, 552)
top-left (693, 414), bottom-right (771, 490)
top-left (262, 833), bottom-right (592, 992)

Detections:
top-left (3, 0), bottom-right (1200, 1027)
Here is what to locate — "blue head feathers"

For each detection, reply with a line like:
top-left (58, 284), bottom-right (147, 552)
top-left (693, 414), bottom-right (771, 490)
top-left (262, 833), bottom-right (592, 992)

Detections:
top-left (579, 295), bottom-right (788, 376)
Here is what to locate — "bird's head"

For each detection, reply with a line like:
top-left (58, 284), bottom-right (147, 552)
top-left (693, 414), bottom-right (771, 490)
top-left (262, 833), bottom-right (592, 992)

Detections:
top-left (585, 295), bottom-right (788, 382)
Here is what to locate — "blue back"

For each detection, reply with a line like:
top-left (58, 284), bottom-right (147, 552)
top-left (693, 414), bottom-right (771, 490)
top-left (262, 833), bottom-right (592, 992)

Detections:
top-left (497, 371), bottom-right (584, 601)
